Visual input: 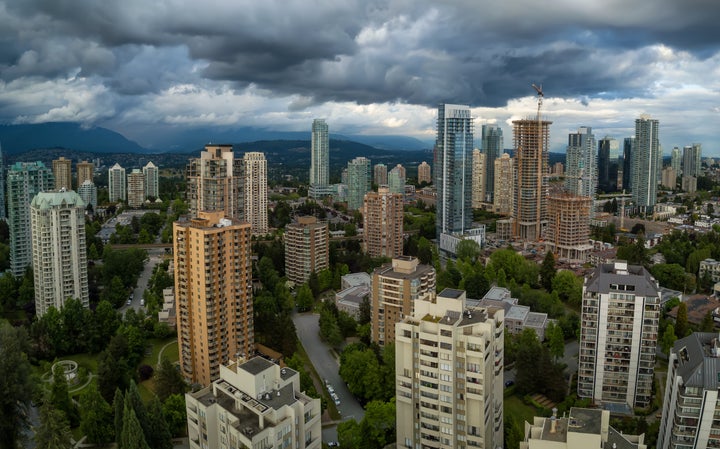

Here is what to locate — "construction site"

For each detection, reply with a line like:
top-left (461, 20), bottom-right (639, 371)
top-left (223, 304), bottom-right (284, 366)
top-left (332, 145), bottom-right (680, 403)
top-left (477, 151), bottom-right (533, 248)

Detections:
top-left (546, 193), bottom-right (594, 262)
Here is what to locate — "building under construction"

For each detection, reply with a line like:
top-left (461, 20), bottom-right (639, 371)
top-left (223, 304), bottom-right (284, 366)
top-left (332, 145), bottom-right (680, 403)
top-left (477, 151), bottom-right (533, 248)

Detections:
top-left (546, 193), bottom-right (593, 262)
top-left (513, 118), bottom-right (551, 241)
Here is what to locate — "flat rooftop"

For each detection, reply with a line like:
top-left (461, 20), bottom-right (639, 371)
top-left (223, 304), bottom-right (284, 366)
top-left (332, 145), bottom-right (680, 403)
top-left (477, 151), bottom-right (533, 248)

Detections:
top-left (240, 357), bottom-right (274, 375)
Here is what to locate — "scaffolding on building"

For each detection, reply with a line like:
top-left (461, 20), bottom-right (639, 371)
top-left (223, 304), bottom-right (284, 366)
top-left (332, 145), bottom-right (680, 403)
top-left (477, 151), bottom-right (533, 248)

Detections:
top-left (546, 193), bottom-right (593, 262)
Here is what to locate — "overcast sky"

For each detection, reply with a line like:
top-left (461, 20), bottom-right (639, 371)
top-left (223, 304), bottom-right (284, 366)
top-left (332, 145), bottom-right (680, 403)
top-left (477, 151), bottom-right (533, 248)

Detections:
top-left (1, 0), bottom-right (720, 154)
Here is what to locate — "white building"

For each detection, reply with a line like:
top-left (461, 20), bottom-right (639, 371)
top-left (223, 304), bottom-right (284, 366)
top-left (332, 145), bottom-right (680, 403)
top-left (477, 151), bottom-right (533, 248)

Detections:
top-left (243, 152), bottom-right (269, 235)
top-left (31, 190), bottom-right (89, 316)
top-left (396, 288), bottom-right (504, 449)
top-left (108, 163), bottom-right (126, 202)
top-left (578, 261), bottom-right (661, 410)
top-left (143, 161), bottom-right (159, 199)
top-left (186, 357), bottom-right (321, 449)
top-left (77, 180), bottom-right (97, 211)
top-left (658, 332), bottom-right (720, 449)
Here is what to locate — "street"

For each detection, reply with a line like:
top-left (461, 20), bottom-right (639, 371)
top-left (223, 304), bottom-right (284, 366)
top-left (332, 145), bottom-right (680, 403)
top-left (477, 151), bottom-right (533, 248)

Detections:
top-left (120, 247), bottom-right (167, 314)
top-left (293, 313), bottom-right (365, 443)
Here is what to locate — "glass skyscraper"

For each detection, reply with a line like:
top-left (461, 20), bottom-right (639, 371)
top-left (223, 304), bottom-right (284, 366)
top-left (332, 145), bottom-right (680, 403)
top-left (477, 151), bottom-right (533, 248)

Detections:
top-left (310, 119), bottom-right (329, 198)
top-left (631, 116), bottom-right (660, 212)
top-left (481, 124), bottom-right (503, 202)
top-left (565, 126), bottom-right (597, 198)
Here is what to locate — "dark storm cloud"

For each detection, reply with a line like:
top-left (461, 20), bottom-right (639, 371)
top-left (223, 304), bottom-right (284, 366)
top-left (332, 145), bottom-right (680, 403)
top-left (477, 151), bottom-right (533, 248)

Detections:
top-left (1, 0), bottom-right (720, 109)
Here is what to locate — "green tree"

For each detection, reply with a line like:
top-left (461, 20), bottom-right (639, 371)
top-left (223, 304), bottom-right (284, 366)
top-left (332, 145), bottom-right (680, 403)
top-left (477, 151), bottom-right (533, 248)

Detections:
top-left (113, 389), bottom-right (125, 446)
top-left (154, 358), bottom-right (186, 402)
top-left (162, 394), bottom-right (187, 437)
top-left (339, 346), bottom-right (383, 403)
top-left (120, 403), bottom-right (150, 449)
top-left (545, 321), bottom-right (565, 361)
top-left (651, 263), bottom-right (691, 292)
top-left (18, 267), bottom-right (35, 305)
top-left (686, 248), bottom-right (711, 276)
top-left (358, 296), bottom-right (371, 325)
top-left (337, 419), bottom-right (362, 449)
top-left (145, 398), bottom-right (172, 449)
top-left (98, 351), bottom-right (130, 403)
top-left (661, 324), bottom-right (678, 354)
top-left (456, 239), bottom-right (481, 262)
top-left (0, 273), bottom-right (18, 311)
top-left (540, 250), bottom-right (556, 291)
top-left (359, 400), bottom-right (396, 449)
top-left (504, 412), bottom-right (525, 449)
top-left (701, 311), bottom-right (716, 332)
top-left (319, 308), bottom-right (343, 347)
top-left (675, 302), bottom-right (689, 338)
top-left (295, 284), bottom-right (314, 312)
top-left (79, 383), bottom-right (114, 445)
top-left (514, 329), bottom-right (542, 394)
top-left (34, 401), bottom-right (73, 449)
top-left (50, 364), bottom-right (78, 427)
top-left (551, 270), bottom-right (582, 306)
top-left (0, 322), bottom-right (34, 449)
top-left (102, 275), bottom-right (128, 308)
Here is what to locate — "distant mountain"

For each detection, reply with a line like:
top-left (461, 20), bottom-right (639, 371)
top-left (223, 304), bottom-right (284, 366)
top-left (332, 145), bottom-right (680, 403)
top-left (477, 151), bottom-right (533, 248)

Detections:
top-left (0, 122), bottom-right (148, 154)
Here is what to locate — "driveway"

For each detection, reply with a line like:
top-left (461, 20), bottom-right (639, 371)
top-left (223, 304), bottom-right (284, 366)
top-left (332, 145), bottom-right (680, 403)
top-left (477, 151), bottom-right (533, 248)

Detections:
top-left (293, 313), bottom-right (365, 443)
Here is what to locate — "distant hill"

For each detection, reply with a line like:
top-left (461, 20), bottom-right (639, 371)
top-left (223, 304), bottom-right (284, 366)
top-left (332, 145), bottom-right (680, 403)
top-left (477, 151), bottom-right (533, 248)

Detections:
top-left (0, 122), bottom-right (147, 154)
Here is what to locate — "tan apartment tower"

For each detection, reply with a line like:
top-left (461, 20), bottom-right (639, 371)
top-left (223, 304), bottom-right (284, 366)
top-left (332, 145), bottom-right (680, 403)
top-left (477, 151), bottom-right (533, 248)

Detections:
top-left (76, 160), bottom-right (94, 188)
top-left (374, 163), bottom-right (388, 186)
top-left (417, 161), bottom-right (431, 184)
top-left (173, 211), bottom-right (254, 386)
top-left (494, 153), bottom-right (514, 215)
top-left (53, 156), bottom-right (72, 190)
top-left (243, 152), bottom-right (269, 235)
top-left (284, 216), bottom-right (329, 285)
top-left (371, 256), bottom-right (435, 346)
top-left (472, 149), bottom-right (486, 208)
top-left (513, 118), bottom-right (551, 241)
top-left (363, 186), bottom-right (404, 258)
top-left (396, 289), bottom-right (505, 449)
top-left (546, 193), bottom-right (593, 262)
top-left (186, 144), bottom-right (244, 219)
top-left (127, 169), bottom-right (145, 208)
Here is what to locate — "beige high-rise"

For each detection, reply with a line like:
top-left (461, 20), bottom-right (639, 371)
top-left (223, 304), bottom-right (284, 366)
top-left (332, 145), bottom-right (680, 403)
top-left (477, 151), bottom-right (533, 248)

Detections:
top-left (546, 193), bottom-right (593, 262)
top-left (417, 161), bottom-right (431, 184)
top-left (174, 211), bottom-right (254, 386)
top-left (186, 145), bottom-right (244, 219)
top-left (513, 119), bottom-right (551, 241)
top-left (76, 160), bottom-right (94, 188)
top-left (53, 157), bottom-right (72, 190)
top-left (363, 187), bottom-right (404, 258)
top-left (243, 152), bottom-right (268, 235)
top-left (127, 169), bottom-right (145, 208)
top-left (371, 256), bottom-right (435, 346)
top-left (472, 149), bottom-right (486, 208)
top-left (494, 153), bottom-right (514, 215)
top-left (284, 216), bottom-right (329, 285)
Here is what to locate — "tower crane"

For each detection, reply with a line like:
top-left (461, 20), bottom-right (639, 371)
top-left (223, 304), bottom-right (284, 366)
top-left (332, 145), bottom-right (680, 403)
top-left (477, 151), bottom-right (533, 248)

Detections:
top-left (532, 83), bottom-right (544, 121)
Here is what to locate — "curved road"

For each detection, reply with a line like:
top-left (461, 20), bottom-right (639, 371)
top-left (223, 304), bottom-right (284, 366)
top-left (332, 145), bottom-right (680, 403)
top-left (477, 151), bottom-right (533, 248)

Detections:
top-left (293, 313), bottom-right (365, 443)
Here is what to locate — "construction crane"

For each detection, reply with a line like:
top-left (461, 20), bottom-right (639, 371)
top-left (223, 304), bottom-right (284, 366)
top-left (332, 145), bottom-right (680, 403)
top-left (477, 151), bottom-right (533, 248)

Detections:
top-left (532, 83), bottom-right (544, 120)
top-left (532, 83), bottom-right (545, 241)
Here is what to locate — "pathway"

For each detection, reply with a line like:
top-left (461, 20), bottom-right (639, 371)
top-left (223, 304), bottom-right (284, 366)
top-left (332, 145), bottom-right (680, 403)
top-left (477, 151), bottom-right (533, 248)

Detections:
top-left (157, 338), bottom-right (178, 365)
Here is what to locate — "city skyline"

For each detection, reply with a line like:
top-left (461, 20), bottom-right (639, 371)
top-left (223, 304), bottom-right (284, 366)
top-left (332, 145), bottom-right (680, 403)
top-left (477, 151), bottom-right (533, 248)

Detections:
top-left (0, 1), bottom-right (719, 154)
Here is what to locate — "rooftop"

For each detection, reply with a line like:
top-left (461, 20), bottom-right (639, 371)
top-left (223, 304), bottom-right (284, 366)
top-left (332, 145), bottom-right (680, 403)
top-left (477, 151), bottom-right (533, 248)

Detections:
top-left (239, 357), bottom-right (274, 375)
top-left (438, 288), bottom-right (464, 300)
top-left (585, 261), bottom-right (660, 297)
top-left (672, 332), bottom-right (720, 390)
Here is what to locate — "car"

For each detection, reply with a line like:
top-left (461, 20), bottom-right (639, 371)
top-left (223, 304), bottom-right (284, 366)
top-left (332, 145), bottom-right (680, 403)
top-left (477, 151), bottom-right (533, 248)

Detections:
top-left (127, 298), bottom-right (132, 305)
top-left (327, 385), bottom-right (335, 394)
top-left (140, 299), bottom-right (145, 306)
top-left (504, 380), bottom-right (515, 388)
top-left (328, 442), bottom-right (339, 447)
top-left (334, 398), bottom-right (341, 406)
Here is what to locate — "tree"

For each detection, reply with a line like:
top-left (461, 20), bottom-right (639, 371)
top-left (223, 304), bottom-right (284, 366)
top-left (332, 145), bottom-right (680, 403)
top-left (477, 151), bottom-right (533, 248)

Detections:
top-left (540, 251), bottom-right (556, 291)
top-left (50, 363), bottom-right (79, 427)
top-left (162, 394), bottom-right (187, 437)
top-left (79, 383), bottom-right (114, 445)
top-left (97, 351), bottom-right (130, 403)
top-left (319, 308), bottom-right (343, 347)
top-left (145, 398), bottom-right (172, 449)
top-left (0, 323), bottom-right (34, 449)
top-left (545, 321), bottom-right (565, 361)
top-left (463, 270), bottom-right (490, 300)
top-left (359, 400), bottom-right (396, 449)
top-left (551, 270), bottom-right (582, 306)
top-left (661, 324), bottom-right (678, 354)
top-left (358, 296), bottom-right (371, 325)
top-left (339, 346), bottom-right (384, 403)
top-left (701, 311), bottom-right (716, 332)
top-left (154, 357), bottom-right (186, 402)
top-left (295, 284), bottom-right (314, 312)
top-left (456, 239), bottom-right (480, 262)
top-left (675, 302), bottom-right (689, 338)
top-left (651, 264), bottom-right (691, 292)
top-left (120, 403), bottom-right (150, 449)
top-left (34, 401), bottom-right (73, 449)
top-left (514, 329), bottom-right (542, 394)
top-left (337, 419), bottom-right (362, 449)
top-left (114, 389), bottom-right (125, 446)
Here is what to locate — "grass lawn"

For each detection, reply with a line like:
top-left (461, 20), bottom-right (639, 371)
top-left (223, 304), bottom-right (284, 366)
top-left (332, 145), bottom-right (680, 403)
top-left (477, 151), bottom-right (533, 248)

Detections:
top-left (140, 337), bottom-right (178, 367)
top-left (59, 352), bottom-right (100, 374)
top-left (504, 394), bottom-right (543, 425)
top-left (138, 380), bottom-right (157, 403)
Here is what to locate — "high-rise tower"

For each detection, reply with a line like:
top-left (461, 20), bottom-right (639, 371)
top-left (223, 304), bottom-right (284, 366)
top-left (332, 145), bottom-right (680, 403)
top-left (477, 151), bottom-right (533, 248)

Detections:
top-left (309, 119), bottom-right (330, 198)
top-left (682, 143), bottom-right (702, 178)
top-left (0, 143), bottom-right (5, 220)
top-left (52, 157), bottom-right (72, 191)
top-left (513, 118), bottom-right (551, 241)
top-left (493, 154), bottom-right (514, 215)
top-left (108, 163), bottom-right (126, 202)
top-left (631, 116), bottom-right (660, 213)
top-left (76, 160), bottom-right (94, 188)
top-left (622, 137), bottom-right (634, 192)
top-left (243, 152), bottom-right (268, 235)
top-left (143, 161), bottom-right (159, 199)
top-left (481, 124), bottom-right (503, 201)
top-left (435, 104), bottom-right (473, 238)
top-left (565, 126), bottom-right (597, 198)
top-left (597, 137), bottom-right (619, 193)
top-left (373, 163), bottom-right (388, 186)
top-left (185, 145), bottom-right (243, 219)
top-left (31, 191), bottom-right (89, 316)
top-left (363, 187), bottom-right (404, 259)
top-left (173, 211), bottom-right (253, 386)
top-left (472, 149), bottom-right (486, 208)
top-left (8, 161), bottom-right (53, 277)
top-left (127, 169), bottom-right (145, 208)
top-left (346, 157), bottom-right (371, 210)
top-left (670, 146), bottom-right (682, 176)
top-left (284, 216), bottom-right (329, 285)
top-left (417, 161), bottom-right (431, 185)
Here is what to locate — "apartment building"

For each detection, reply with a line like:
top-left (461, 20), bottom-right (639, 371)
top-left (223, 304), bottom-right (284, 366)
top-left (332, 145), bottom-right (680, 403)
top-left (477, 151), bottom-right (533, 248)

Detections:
top-left (396, 288), bottom-right (504, 449)
top-left (242, 152), bottom-right (268, 235)
top-left (108, 163), bottom-right (126, 202)
top-left (174, 211), bottom-right (254, 386)
top-left (76, 160), bottom-right (94, 187)
top-left (417, 161), bottom-right (431, 184)
top-left (363, 187), bottom-right (404, 259)
top-left (578, 261), bottom-right (661, 410)
top-left (371, 256), bottom-right (436, 346)
top-left (284, 216), bottom-right (329, 285)
top-left (143, 161), bottom-right (159, 199)
top-left (127, 169), bottom-right (145, 208)
top-left (52, 156), bottom-right (72, 190)
top-left (186, 145), bottom-right (244, 219)
top-left (186, 357), bottom-right (321, 449)
top-left (546, 193), bottom-right (593, 262)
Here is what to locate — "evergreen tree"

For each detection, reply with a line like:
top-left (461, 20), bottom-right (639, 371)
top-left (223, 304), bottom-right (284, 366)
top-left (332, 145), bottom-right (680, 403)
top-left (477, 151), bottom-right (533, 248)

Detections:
top-left (0, 322), bottom-right (34, 449)
top-left (34, 401), bottom-right (73, 449)
top-left (79, 383), bottom-right (114, 445)
top-left (701, 311), bottom-right (716, 332)
top-left (162, 394), bottom-right (187, 437)
top-left (113, 388), bottom-right (125, 448)
top-left (125, 381), bottom-right (150, 442)
top-left (50, 363), bottom-right (78, 427)
top-left (120, 403), bottom-right (150, 449)
top-left (154, 357), bottom-right (186, 402)
top-left (545, 321), bottom-right (565, 361)
top-left (540, 250), bottom-right (556, 291)
top-left (145, 398), bottom-right (173, 449)
top-left (675, 302), bottom-right (689, 338)
top-left (661, 324), bottom-right (678, 354)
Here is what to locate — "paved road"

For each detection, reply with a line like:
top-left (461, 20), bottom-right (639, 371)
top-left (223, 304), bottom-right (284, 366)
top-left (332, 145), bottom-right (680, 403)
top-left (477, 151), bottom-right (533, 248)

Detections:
top-left (293, 313), bottom-right (365, 444)
top-left (120, 247), bottom-right (167, 314)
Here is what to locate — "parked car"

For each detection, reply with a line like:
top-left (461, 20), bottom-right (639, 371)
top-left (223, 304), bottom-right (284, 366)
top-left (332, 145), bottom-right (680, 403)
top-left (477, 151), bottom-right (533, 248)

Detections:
top-left (127, 298), bottom-right (132, 305)
top-left (504, 380), bottom-right (515, 388)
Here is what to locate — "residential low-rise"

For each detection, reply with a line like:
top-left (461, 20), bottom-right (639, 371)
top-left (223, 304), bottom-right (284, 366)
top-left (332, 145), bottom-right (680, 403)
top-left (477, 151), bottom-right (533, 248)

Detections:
top-left (477, 287), bottom-right (549, 341)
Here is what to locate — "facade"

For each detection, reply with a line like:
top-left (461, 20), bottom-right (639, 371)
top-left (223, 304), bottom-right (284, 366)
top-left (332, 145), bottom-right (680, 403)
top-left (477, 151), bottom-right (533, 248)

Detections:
top-left (670, 146), bottom-right (682, 176)
top-left (8, 161), bottom-right (54, 277)
top-left (108, 163), bottom-right (126, 202)
top-left (76, 160), bottom-right (94, 188)
top-left (52, 156), bottom-right (72, 191)
top-left (417, 161), bottom-right (432, 184)
top-left (631, 116), bottom-right (660, 213)
top-left (578, 262), bottom-right (661, 410)
top-left (387, 164), bottom-right (405, 195)
top-left (363, 187), bottom-right (404, 258)
top-left (513, 118), bottom-right (551, 241)
top-left (31, 191), bottom-right (89, 316)
top-left (699, 258), bottom-right (720, 283)
top-left (0, 143), bottom-right (5, 220)
top-left (173, 212), bottom-right (254, 386)
top-left (481, 124), bottom-right (504, 202)
top-left (682, 143), bottom-right (702, 178)
top-left (77, 180), bottom-right (98, 210)
top-left (374, 163), bottom-right (388, 186)
top-left (346, 157), bottom-right (371, 210)
top-left (546, 194), bottom-right (593, 262)
top-left (371, 256), bottom-right (436, 346)
top-left (435, 104), bottom-right (473, 239)
top-left (622, 137), bottom-right (634, 192)
top-left (564, 126), bottom-right (597, 198)
top-left (186, 145), bottom-right (244, 219)
top-left (127, 169), bottom-right (145, 208)
top-left (309, 119), bottom-right (329, 198)
top-left (396, 289), bottom-right (504, 449)
top-left (597, 136), bottom-right (619, 193)
top-left (520, 408), bottom-right (647, 449)
top-left (681, 175), bottom-right (697, 193)
top-left (143, 161), bottom-right (159, 199)
top-left (661, 167), bottom-right (677, 190)
top-left (186, 357), bottom-right (321, 449)
top-left (284, 216), bottom-right (329, 285)
top-left (494, 153), bottom-right (514, 215)
top-left (471, 149), bottom-right (486, 208)
top-left (657, 332), bottom-right (720, 449)
top-left (243, 152), bottom-right (268, 235)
